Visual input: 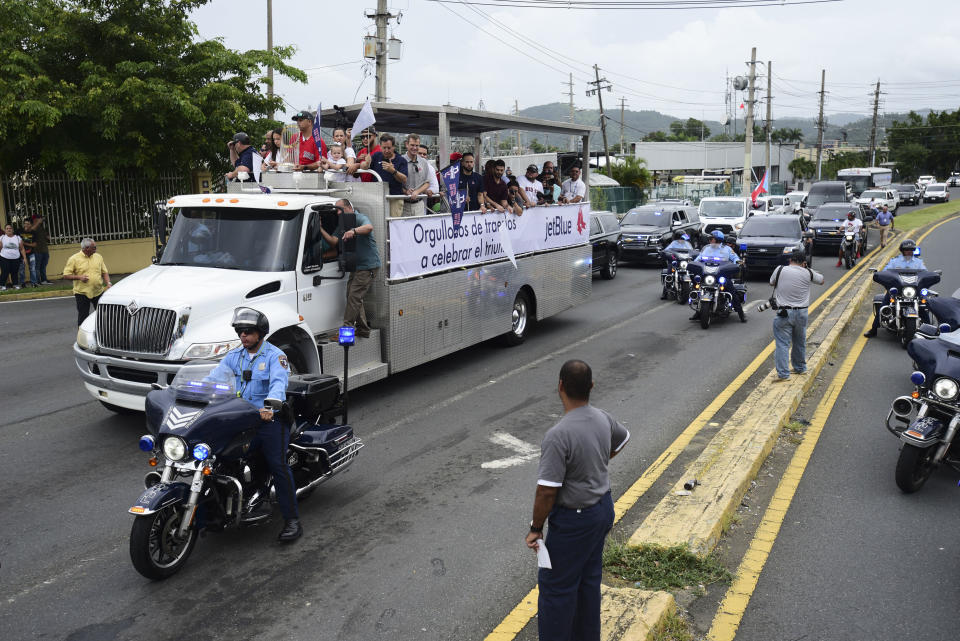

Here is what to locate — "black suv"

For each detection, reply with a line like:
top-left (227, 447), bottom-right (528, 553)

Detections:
top-left (807, 202), bottom-right (869, 254)
top-left (891, 183), bottom-right (920, 206)
top-left (737, 215), bottom-right (813, 275)
top-left (590, 211), bottom-right (622, 279)
top-left (619, 204), bottom-right (701, 264)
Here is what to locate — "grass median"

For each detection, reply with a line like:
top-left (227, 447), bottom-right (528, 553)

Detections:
top-left (891, 201), bottom-right (960, 232)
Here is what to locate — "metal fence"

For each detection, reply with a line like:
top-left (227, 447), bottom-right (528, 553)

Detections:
top-left (1, 171), bottom-right (191, 244)
top-left (590, 186), bottom-right (643, 213)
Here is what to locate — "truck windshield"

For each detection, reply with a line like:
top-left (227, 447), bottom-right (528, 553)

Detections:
top-left (161, 207), bottom-right (302, 271)
top-left (740, 218), bottom-right (798, 237)
top-left (813, 205), bottom-right (852, 220)
top-left (699, 201), bottom-right (744, 218)
top-left (841, 175), bottom-right (870, 194)
top-left (621, 208), bottom-right (668, 226)
top-left (861, 190), bottom-right (886, 199)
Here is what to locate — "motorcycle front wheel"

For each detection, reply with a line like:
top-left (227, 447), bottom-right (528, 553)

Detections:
top-left (699, 304), bottom-right (711, 329)
top-left (677, 282), bottom-right (689, 305)
top-left (900, 317), bottom-right (917, 349)
top-left (130, 506), bottom-right (198, 580)
top-left (894, 444), bottom-right (936, 493)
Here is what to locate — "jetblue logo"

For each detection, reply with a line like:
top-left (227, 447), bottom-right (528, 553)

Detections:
top-left (164, 407), bottom-right (202, 431)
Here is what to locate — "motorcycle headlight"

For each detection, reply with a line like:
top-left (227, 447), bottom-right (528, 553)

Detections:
top-left (933, 378), bottom-right (959, 401)
top-left (902, 286), bottom-right (916, 300)
top-left (183, 340), bottom-right (241, 360)
top-left (704, 275), bottom-right (716, 286)
top-left (734, 222), bottom-right (744, 230)
top-left (679, 260), bottom-right (688, 269)
top-left (163, 436), bottom-right (187, 461)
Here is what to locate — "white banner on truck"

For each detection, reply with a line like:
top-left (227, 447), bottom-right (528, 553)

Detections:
top-left (387, 203), bottom-right (589, 280)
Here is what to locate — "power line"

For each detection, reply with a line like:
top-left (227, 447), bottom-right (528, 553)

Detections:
top-left (424, 0), bottom-right (844, 9)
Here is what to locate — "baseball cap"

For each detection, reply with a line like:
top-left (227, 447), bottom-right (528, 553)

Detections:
top-left (450, 152), bottom-right (463, 162)
top-left (526, 164), bottom-right (538, 173)
top-left (232, 132), bottom-right (251, 145)
top-left (292, 110), bottom-right (314, 121)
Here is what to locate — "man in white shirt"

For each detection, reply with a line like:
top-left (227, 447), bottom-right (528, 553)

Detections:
top-left (517, 164), bottom-right (544, 207)
top-left (836, 210), bottom-right (863, 267)
top-left (560, 166), bottom-right (586, 204)
top-left (402, 134), bottom-right (431, 216)
top-left (418, 144), bottom-right (440, 196)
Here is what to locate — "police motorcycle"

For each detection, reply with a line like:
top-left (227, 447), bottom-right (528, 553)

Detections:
top-left (660, 247), bottom-right (696, 304)
top-left (868, 266), bottom-right (941, 348)
top-left (886, 322), bottom-right (960, 492)
top-left (687, 256), bottom-right (745, 329)
top-left (840, 230), bottom-right (859, 269)
top-left (128, 333), bottom-right (363, 580)
top-left (928, 289), bottom-right (960, 332)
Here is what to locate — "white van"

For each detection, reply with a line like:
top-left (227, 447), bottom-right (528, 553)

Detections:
top-left (698, 197), bottom-right (753, 236)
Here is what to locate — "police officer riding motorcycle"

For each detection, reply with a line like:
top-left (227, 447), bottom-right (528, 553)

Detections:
top-left (864, 239), bottom-right (941, 347)
top-left (660, 231), bottom-right (695, 303)
top-left (128, 307), bottom-right (363, 579)
top-left (687, 230), bottom-right (747, 328)
top-left (837, 210), bottom-right (863, 269)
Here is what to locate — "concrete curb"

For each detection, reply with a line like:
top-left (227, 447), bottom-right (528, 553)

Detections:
top-left (0, 288), bottom-right (72, 302)
top-left (600, 586), bottom-right (675, 641)
top-left (628, 252), bottom-right (880, 553)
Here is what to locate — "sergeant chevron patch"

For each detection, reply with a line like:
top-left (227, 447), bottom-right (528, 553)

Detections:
top-left (164, 407), bottom-right (203, 431)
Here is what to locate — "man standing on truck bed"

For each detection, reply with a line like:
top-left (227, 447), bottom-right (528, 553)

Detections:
top-left (292, 111), bottom-right (326, 171)
top-left (319, 199), bottom-right (381, 339)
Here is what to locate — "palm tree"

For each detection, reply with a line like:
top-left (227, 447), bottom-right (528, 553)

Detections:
top-left (610, 156), bottom-right (651, 190)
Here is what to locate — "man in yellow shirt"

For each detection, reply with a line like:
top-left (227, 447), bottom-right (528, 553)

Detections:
top-left (63, 237), bottom-right (111, 326)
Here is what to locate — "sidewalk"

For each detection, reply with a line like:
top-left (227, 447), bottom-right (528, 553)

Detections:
top-left (0, 275), bottom-right (129, 302)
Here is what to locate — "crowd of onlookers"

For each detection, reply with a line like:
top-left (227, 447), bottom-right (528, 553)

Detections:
top-left (228, 110), bottom-right (588, 217)
top-left (1, 214), bottom-right (51, 290)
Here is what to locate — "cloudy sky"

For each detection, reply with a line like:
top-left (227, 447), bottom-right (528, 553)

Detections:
top-left (190, 0), bottom-right (960, 127)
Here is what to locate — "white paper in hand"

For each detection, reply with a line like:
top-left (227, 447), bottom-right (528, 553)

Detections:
top-left (536, 540), bottom-right (552, 569)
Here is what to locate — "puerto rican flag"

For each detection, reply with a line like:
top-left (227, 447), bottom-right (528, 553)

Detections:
top-left (751, 169), bottom-right (769, 203)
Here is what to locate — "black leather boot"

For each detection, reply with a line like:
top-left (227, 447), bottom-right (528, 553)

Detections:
top-left (278, 519), bottom-right (303, 542)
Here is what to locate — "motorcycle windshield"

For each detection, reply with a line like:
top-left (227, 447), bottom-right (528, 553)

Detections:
top-left (171, 361), bottom-right (236, 403)
top-left (874, 270), bottom-right (941, 290)
top-left (908, 335), bottom-right (960, 382)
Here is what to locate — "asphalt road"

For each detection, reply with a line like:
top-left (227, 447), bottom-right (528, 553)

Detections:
top-left (0, 195), bottom-right (944, 641)
top-left (735, 209), bottom-right (960, 640)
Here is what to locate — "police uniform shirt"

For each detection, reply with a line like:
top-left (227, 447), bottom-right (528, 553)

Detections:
top-left (697, 244), bottom-right (737, 262)
top-left (885, 255), bottom-right (926, 271)
top-left (537, 406), bottom-right (630, 509)
top-left (210, 342), bottom-right (290, 407)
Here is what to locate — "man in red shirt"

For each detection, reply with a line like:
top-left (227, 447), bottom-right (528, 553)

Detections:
top-left (292, 111), bottom-right (327, 171)
top-left (355, 128), bottom-right (381, 182)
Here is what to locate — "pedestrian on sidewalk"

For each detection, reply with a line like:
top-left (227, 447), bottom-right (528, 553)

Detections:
top-left (63, 238), bottom-right (111, 325)
top-left (1, 224), bottom-right (27, 290)
top-left (526, 360), bottom-right (631, 641)
top-left (770, 250), bottom-right (825, 381)
top-left (875, 205), bottom-right (893, 248)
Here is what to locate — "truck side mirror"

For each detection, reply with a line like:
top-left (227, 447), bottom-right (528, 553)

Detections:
top-left (338, 211), bottom-right (358, 273)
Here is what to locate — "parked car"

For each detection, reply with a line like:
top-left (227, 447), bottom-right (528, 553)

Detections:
top-left (923, 183), bottom-right (950, 203)
top-left (807, 202), bottom-right (869, 255)
top-left (891, 183), bottom-right (921, 206)
top-left (737, 214), bottom-right (814, 275)
top-left (855, 188), bottom-right (899, 213)
top-left (698, 196), bottom-right (752, 236)
top-left (803, 181), bottom-right (853, 219)
top-left (917, 175), bottom-right (936, 187)
top-left (619, 203), bottom-right (701, 264)
top-left (590, 211), bottom-right (622, 279)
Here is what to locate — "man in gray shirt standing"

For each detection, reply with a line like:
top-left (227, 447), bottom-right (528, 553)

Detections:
top-left (770, 250), bottom-right (825, 381)
top-left (526, 360), bottom-right (630, 641)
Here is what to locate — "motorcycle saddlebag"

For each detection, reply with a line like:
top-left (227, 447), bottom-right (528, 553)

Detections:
top-left (286, 374), bottom-right (340, 417)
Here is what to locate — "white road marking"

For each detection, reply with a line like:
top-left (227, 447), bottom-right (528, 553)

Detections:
top-left (0, 295), bottom-right (73, 304)
top-left (364, 302), bottom-right (672, 442)
top-left (481, 432), bottom-right (539, 469)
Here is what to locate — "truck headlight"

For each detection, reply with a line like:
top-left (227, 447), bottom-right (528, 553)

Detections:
top-left (183, 340), bottom-right (241, 359)
top-left (77, 326), bottom-right (97, 351)
top-left (734, 222), bottom-right (744, 230)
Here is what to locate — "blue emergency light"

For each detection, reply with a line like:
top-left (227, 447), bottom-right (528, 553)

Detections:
top-left (338, 326), bottom-right (356, 346)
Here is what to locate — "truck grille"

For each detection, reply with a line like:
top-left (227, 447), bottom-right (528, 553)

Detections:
top-left (704, 224), bottom-right (733, 235)
top-left (96, 304), bottom-right (178, 355)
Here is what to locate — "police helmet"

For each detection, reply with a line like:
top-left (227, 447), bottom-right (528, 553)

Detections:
top-left (899, 239), bottom-right (917, 253)
top-left (673, 230), bottom-right (685, 241)
top-left (681, 233), bottom-right (690, 241)
top-left (232, 132), bottom-right (251, 145)
top-left (711, 230), bottom-right (725, 242)
top-left (232, 307), bottom-right (269, 337)
top-left (724, 235), bottom-right (738, 246)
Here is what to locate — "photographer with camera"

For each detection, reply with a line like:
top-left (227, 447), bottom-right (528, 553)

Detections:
top-left (767, 250), bottom-right (824, 381)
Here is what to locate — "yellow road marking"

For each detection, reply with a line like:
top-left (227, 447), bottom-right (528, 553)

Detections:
top-left (483, 243), bottom-right (886, 641)
top-left (707, 315), bottom-right (872, 641)
top-left (707, 215), bottom-right (958, 641)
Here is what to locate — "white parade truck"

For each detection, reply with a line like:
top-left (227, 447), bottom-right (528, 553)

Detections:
top-left (74, 104), bottom-right (599, 412)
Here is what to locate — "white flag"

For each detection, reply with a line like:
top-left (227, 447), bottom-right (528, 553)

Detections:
top-left (351, 98), bottom-right (376, 137)
top-left (498, 212), bottom-right (517, 269)
top-left (251, 152), bottom-right (263, 183)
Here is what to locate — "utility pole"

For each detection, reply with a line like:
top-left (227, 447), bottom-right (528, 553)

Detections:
top-left (764, 60), bottom-right (772, 187)
top-left (618, 97), bottom-right (628, 154)
top-left (266, 0), bottom-right (274, 120)
top-left (816, 69), bottom-right (826, 180)
top-left (562, 74), bottom-right (576, 151)
top-left (365, 0), bottom-right (397, 102)
top-left (588, 64), bottom-right (613, 177)
top-left (514, 99), bottom-right (522, 152)
top-left (869, 79), bottom-right (881, 166)
top-left (742, 47), bottom-right (757, 197)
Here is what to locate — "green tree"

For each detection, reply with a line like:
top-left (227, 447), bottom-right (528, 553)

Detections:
top-left (887, 109), bottom-right (960, 178)
top-left (0, 0), bottom-right (306, 179)
top-left (529, 138), bottom-right (547, 153)
top-left (609, 156), bottom-right (651, 190)
top-left (772, 127), bottom-right (803, 143)
top-left (788, 157), bottom-right (816, 180)
top-left (643, 130), bottom-right (668, 142)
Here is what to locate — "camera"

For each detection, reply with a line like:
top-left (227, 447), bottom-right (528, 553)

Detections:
top-left (756, 297), bottom-right (779, 313)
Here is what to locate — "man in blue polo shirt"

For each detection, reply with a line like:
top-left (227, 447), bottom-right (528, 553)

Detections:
top-left (457, 152), bottom-right (486, 213)
top-left (225, 132), bottom-right (259, 182)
